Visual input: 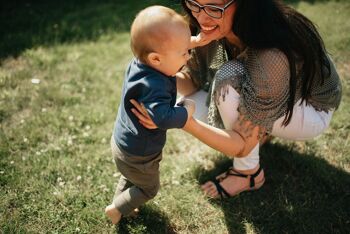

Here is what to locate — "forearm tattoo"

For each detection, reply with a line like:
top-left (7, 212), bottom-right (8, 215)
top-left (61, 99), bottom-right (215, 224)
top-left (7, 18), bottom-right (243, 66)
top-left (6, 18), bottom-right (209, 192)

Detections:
top-left (234, 115), bottom-right (256, 139)
top-left (232, 115), bottom-right (264, 156)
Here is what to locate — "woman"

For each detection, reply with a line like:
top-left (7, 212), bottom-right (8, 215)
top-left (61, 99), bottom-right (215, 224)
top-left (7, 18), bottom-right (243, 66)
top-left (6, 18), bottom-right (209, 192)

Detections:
top-left (131, 0), bottom-right (342, 199)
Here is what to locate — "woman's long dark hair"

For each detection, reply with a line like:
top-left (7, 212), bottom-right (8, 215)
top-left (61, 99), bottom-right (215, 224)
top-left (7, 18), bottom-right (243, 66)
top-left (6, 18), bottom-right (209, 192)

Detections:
top-left (181, 0), bottom-right (331, 126)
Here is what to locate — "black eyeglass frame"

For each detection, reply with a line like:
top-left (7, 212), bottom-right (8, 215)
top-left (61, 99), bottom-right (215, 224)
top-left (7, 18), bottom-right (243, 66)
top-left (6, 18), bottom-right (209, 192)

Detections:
top-left (184, 0), bottom-right (236, 19)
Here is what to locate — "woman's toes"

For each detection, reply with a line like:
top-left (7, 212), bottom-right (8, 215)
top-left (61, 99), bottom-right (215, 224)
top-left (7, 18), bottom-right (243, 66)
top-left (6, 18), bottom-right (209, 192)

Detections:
top-left (208, 188), bottom-right (218, 197)
top-left (201, 182), bottom-right (219, 198)
top-left (201, 181), bottom-right (212, 190)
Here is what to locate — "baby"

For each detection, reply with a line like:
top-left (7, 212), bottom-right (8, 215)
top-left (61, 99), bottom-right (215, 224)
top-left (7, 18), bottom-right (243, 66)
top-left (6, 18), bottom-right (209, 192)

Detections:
top-left (105, 5), bottom-right (209, 224)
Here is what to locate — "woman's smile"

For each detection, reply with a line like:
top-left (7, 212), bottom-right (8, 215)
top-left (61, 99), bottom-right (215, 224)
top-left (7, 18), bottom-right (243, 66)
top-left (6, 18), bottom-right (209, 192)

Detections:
top-left (200, 25), bottom-right (218, 32)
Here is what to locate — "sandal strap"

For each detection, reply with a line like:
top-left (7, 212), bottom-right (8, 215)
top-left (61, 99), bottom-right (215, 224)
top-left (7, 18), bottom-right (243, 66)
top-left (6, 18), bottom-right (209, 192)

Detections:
top-left (227, 166), bottom-right (263, 188)
top-left (213, 179), bottom-right (231, 199)
top-left (222, 167), bottom-right (247, 180)
top-left (249, 166), bottom-right (262, 188)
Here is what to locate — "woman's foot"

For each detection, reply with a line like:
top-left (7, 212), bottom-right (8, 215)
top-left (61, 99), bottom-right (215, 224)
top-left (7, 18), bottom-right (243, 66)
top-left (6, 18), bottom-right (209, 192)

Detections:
top-left (201, 164), bottom-right (265, 198)
top-left (105, 204), bottom-right (122, 224)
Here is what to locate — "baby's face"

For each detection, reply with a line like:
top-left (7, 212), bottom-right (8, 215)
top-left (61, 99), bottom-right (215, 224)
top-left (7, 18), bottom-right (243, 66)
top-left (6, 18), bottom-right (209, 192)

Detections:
top-left (156, 27), bottom-right (191, 77)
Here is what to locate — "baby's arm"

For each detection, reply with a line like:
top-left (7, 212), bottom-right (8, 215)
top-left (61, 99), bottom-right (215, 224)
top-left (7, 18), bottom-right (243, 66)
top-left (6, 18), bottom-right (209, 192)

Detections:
top-left (142, 93), bottom-right (189, 130)
top-left (130, 98), bottom-right (195, 130)
top-left (179, 99), bottom-right (196, 121)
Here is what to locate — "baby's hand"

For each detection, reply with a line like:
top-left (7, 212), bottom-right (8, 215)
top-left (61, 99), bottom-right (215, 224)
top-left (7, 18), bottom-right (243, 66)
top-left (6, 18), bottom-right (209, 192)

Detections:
top-left (182, 98), bottom-right (196, 120)
top-left (190, 31), bottom-right (216, 49)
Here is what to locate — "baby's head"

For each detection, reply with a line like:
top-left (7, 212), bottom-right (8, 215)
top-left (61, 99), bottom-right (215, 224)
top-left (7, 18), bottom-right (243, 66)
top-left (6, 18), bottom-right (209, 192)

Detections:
top-left (131, 6), bottom-right (191, 76)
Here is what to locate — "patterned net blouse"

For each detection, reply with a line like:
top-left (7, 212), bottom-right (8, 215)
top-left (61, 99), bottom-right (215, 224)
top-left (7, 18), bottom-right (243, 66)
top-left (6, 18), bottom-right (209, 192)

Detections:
top-left (181, 39), bottom-right (342, 134)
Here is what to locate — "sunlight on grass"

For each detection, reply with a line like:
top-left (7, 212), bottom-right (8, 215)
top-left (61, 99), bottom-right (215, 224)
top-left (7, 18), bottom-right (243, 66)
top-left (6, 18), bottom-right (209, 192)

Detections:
top-left (1, 31), bottom-right (133, 233)
top-left (243, 220), bottom-right (258, 234)
top-left (1, 1), bottom-right (349, 233)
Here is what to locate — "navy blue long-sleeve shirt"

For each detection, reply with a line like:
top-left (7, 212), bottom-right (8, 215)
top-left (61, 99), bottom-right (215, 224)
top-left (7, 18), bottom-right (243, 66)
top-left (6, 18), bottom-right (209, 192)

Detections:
top-left (113, 58), bottom-right (188, 156)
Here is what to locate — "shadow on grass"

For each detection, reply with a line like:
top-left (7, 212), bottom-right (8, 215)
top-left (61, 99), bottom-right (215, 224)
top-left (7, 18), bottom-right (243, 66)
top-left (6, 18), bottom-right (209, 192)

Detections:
top-left (1, 0), bottom-right (344, 61)
top-left (0, 0), bottom-right (181, 61)
top-left (116, 205), bottom-right (176, 234)
top-left (194, 142), bottom-right (350, 234)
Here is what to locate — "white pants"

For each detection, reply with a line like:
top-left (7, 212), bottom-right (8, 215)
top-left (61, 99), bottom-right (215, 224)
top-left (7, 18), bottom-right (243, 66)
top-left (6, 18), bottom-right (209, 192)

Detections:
top-left (182, 88), bottom-right (333, 170)
top-left (180, 90), bottom-right (210, 124)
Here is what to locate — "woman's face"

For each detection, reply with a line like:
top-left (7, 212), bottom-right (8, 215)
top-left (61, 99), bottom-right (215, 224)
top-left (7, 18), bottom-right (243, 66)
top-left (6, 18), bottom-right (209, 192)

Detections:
top-left (187, 0), bottom-right (237, 41)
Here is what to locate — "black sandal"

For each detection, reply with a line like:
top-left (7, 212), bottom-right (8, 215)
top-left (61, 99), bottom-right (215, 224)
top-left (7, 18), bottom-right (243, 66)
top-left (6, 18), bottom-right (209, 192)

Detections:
top-left (213, 179), bottom-right (231, 199)
top-left (211, 166), bottom-right (264, 199)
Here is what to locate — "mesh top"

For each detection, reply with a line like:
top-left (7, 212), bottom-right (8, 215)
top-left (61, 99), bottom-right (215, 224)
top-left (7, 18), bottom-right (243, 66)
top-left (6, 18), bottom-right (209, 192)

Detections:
top-left (182, 39), bottom-right (342, 134)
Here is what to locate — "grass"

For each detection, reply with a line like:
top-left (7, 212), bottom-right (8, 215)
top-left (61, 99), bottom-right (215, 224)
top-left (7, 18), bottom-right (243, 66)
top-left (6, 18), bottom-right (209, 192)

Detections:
top-left (1, 0), bottom-right (349, 233)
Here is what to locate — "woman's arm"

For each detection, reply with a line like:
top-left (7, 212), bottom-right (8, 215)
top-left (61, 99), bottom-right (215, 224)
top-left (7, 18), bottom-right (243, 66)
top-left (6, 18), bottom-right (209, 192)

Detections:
top-left (182, 116), bottom-right (260, 158)
top-left (130, 99), bottom-right (260, 157)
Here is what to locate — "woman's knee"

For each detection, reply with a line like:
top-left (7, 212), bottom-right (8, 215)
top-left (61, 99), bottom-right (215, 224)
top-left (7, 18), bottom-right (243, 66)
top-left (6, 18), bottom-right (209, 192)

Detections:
top-left (217, 85), bottom-right (241, 130)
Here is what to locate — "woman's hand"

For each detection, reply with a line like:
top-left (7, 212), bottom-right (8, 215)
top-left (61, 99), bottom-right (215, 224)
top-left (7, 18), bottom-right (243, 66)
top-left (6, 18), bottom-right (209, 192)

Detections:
top-left (129, 99), bottom-right (158, 129)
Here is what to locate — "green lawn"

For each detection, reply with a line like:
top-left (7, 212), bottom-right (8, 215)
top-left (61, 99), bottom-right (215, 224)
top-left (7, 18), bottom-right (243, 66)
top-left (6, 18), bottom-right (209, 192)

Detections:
top-left (1, 0), bottom-right (349, 233)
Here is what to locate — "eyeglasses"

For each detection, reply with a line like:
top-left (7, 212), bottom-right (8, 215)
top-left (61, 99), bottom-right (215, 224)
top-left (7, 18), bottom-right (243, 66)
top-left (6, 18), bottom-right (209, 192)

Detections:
top-left (185, 0), bottom-right (236, 19)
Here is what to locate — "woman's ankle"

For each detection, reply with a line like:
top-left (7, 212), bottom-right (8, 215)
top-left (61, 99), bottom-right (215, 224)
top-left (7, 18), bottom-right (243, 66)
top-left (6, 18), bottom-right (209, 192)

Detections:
top-left (234, 164), bottom-right (261, 175)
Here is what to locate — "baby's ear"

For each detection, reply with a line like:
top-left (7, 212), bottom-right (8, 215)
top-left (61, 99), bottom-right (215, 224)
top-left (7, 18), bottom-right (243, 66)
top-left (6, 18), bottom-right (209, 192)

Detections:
top-left (147, 52), bottom-right (161, 66)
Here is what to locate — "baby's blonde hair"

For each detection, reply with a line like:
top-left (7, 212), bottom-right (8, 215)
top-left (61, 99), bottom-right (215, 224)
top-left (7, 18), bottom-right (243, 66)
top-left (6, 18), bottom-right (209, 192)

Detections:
top-left (130, 6), bottom-right (188, 63)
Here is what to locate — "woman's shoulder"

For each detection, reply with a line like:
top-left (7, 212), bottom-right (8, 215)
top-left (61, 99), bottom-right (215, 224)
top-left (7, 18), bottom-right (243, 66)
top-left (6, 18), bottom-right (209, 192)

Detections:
top-left (243, 48), bottom-right (291, 86)
top-left (248, 48), bottom-right (288, 64)
top-left (245, 48), bottom-right (290, 74)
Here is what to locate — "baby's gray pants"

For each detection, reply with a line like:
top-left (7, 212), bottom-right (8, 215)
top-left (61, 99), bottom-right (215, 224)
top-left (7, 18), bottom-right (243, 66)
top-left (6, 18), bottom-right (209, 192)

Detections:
top-left (110, 137), bottom-right (161, 215)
